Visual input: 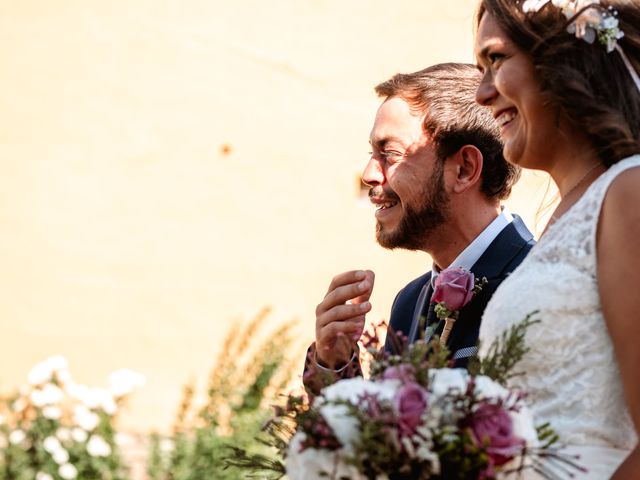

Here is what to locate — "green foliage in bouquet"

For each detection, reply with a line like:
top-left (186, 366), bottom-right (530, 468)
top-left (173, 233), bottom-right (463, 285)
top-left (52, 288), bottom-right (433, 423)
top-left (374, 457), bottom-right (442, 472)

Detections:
top-left (469, 311), bottom-right (541, 386)
top-left (224, 394), bottom-right (307, 480)
top-left (0, 357), bottom-right (144, 480)
top-left (146, 307), bottom-right (300, 480)
top-left (367, 326), bottom-right (451, 384)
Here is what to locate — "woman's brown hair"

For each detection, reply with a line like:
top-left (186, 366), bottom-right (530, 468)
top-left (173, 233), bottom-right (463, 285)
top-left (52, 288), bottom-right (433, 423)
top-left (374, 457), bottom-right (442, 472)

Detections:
top-left (477, 0), bottom-right (640, 166)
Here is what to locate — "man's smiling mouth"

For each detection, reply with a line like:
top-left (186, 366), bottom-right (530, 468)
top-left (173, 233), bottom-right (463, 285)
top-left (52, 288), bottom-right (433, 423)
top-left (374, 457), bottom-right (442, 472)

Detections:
top-left (376, 201), bottom-right (399, 211)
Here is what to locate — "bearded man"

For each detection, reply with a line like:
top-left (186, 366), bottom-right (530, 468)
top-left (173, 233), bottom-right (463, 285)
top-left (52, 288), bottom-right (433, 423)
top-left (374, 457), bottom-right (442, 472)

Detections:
top-left (304, 63), bottom-right (534, 394)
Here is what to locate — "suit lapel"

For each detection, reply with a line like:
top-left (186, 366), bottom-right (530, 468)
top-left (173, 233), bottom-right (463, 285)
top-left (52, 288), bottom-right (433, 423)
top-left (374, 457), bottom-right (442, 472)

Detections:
top-left (422, 300), bottom-right (439, 343)
top-left (408, 278), bottom-right (433, 343)
top-left (470, 215), bottom-right (534, 280)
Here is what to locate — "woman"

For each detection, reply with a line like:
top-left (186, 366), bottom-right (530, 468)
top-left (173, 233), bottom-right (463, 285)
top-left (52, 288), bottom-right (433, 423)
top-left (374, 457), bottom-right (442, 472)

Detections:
top-left (473, 0), bottom-right (640, 478)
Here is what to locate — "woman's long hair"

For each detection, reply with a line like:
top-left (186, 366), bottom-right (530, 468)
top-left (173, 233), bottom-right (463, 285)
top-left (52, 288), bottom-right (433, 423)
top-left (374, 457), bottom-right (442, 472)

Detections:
top-left (477, 0), bottom-right (640, 166)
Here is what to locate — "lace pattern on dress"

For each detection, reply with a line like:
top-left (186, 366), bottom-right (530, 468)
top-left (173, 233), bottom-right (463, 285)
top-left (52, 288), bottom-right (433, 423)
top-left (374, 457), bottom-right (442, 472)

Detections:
top-left (479, 155), bottom-right (640, 454)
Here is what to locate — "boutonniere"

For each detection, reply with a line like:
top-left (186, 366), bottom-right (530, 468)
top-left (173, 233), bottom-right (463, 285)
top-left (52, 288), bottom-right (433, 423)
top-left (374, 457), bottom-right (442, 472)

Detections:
top-left (432, 267), bottom-right (487, 345)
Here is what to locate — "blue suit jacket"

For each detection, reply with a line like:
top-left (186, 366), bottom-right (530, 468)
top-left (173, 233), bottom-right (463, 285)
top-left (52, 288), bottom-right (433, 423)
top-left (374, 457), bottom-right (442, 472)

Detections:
top-left (384, 215), bottom-right (535, 366)
top-left (303, 215), bottom-right (535, 395)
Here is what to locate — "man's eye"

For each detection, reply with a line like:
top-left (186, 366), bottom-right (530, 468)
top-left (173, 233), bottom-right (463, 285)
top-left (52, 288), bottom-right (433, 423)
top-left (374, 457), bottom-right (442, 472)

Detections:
top-left (382, 151), bottom-right (407, 163)
top-left (384, 150), bottom-right (402, 157)
top-left (369, 150), bottom-right (406, 162)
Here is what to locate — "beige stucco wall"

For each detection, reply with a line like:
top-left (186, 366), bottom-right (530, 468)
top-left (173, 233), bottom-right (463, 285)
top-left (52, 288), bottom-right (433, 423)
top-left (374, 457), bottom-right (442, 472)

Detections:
top-left (0, 0), bottom-right (552, 433)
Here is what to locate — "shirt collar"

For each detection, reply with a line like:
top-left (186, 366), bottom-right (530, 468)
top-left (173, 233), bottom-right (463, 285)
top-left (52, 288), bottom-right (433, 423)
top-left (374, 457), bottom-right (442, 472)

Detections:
top-left (431, 207), bottom-right (514, 284)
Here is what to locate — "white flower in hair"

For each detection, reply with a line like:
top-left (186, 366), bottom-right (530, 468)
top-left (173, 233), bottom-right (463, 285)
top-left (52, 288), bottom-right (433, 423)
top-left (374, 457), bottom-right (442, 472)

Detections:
top-left (522, 0), bottom-right (571, 12)
top-left (522, 0), bottom-right (551, 12)
top-left (521, 0), bottom-right (624, 53)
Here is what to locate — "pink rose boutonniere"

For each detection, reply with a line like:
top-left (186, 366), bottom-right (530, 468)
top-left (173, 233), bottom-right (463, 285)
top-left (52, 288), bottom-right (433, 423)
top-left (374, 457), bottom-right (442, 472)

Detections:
top-left (432, 267), bottom-right (487, 345)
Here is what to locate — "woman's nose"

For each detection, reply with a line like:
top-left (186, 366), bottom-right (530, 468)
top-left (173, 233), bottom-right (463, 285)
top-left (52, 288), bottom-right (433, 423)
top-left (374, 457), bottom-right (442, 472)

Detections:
top-left (476, 74), bottom-right (497, 107)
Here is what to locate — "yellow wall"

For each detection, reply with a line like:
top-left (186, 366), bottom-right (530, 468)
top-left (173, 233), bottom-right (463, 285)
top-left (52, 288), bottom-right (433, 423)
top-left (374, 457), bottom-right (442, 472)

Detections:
top-left (0, 0), bottom-right (552, 433)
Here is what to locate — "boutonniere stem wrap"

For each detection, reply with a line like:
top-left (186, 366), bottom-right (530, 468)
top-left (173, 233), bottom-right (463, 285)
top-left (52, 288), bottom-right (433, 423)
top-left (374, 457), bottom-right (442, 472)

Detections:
top-left (432, 268), bottom-right (487, 346)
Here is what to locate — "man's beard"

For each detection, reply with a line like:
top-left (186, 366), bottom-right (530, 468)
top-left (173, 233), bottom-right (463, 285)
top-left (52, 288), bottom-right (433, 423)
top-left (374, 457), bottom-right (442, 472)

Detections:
top-left (374, 163), bottom-right (449, 251)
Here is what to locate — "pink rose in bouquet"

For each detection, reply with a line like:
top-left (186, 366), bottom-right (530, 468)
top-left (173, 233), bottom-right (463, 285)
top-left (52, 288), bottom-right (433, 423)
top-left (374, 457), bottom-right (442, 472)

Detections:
top-left (382, 364), bottom-right (416, 382)
top-left (470, 402), bottom-right (525, 467)
top-left (394, 382), bottom-right (429, 435)
top-left (433, 268), bottom-right (475, 311)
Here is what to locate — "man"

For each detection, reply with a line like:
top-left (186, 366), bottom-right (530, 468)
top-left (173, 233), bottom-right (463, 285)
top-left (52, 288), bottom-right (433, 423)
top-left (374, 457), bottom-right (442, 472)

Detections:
top-left (304, 63), bottom-right (534, 393)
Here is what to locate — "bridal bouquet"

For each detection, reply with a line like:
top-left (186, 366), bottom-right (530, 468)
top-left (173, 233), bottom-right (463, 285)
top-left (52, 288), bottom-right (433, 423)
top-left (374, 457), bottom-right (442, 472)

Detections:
top-left (226, 315), bottom-right (584, 479)
top-left (285, 369), bottom-right (536, 479)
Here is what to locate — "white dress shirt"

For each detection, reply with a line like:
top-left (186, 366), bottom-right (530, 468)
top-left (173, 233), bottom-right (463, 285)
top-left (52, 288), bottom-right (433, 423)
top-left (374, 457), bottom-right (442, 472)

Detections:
top-left (431, 207), bottom-right (514, 285)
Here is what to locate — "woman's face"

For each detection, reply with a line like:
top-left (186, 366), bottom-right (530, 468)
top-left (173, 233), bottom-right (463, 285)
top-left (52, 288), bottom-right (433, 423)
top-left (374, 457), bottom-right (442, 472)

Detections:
top-left (475, 11), bottom-right (559, 170)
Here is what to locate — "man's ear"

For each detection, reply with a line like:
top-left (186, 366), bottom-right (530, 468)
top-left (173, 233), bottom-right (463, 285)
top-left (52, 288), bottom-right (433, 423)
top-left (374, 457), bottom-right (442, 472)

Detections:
top-left (448, 145), bottom-right (483, 194)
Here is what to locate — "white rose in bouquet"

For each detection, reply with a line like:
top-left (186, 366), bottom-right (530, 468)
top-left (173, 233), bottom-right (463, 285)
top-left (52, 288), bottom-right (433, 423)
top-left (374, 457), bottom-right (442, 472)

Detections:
top-left (428, 368), bottom-right (469, 398)
top-left (286, 431), bottom-right (366, 480)
top-left (286, 377), bottom-right (401, 478)
top-left (317, 377), bottom-right (400, 452)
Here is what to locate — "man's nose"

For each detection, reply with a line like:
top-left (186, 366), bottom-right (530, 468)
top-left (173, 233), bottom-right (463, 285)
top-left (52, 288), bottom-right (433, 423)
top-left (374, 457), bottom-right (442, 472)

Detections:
top-left (361, 156), bottom-right (384, 187)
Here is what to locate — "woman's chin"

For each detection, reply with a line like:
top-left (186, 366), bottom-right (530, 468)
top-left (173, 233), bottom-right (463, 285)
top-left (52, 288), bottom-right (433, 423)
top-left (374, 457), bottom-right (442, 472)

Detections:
top-left (502, 143), bottom-right (523, 167)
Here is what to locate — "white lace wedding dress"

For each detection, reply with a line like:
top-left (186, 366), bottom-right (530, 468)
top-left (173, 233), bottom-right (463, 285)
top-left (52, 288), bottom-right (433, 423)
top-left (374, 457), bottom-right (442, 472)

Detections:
top-left (479, 155), bottom-right (640, 479)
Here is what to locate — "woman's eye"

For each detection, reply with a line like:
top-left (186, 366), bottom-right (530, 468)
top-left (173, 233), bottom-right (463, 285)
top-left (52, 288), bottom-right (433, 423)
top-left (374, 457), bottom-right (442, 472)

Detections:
top-left (488, 52), bottom-right (505, 64)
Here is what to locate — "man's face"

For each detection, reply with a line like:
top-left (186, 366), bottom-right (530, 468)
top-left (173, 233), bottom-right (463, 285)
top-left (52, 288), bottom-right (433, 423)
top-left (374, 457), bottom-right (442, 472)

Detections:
top-left (363, 97), bottom-right (449, 251)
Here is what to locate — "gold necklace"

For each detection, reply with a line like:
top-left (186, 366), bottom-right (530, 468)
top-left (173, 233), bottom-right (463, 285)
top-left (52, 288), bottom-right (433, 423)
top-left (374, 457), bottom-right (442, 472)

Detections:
top-left (549, 161), bottom-right (603, 223)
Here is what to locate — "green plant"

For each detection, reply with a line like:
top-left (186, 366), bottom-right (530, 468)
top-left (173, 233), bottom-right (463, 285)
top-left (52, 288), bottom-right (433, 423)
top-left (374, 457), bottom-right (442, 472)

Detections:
top-left (147, 307), bottom-right (300, 480)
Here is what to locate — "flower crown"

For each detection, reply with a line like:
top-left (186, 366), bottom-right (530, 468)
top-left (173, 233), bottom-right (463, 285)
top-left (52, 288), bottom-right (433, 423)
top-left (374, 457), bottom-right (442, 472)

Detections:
top-left (521, 0), bottom-right (640, 93)
top-left (522, 0), bottom-right (622, 51)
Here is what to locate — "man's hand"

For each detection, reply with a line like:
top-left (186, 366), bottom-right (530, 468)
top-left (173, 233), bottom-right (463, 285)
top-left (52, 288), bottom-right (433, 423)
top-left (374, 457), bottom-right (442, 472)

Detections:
top-left (315, 270), bottom-right (375, 369)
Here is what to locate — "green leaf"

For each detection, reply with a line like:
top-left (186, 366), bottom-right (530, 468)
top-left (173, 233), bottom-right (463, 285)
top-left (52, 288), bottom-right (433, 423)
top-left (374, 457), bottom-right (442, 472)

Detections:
top-left (477, 311), bottom-right (541, 386)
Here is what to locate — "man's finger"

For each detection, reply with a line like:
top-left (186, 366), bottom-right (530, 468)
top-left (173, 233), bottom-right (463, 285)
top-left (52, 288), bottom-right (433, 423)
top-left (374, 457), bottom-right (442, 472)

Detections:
top-left (324, 270), bottom-right (367, 296)
top-left (316, 302), bottom-right (370, 330)
top-left (317, 318), bottom-right (366, 349)
top-left (351, 270), bottom-right (375, 305)
top-left (319, 278), bottom-right (373, 314)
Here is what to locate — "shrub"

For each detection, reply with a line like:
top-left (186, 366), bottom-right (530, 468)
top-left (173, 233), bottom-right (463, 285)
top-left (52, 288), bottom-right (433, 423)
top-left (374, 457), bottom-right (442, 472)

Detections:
top-left (147, 307), bottom-right (300, 480)
top-left (0, 356), bottom-right (144, 480)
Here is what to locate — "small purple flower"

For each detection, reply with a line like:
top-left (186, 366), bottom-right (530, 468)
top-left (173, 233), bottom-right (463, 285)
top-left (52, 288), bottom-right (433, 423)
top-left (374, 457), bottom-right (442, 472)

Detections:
top-left (382, 364), bottom-right (416, 382)
top-left (394, 382), bottom-right (428, 436)
top-left (432, 268), bottom-right (475, 311)
top-left (470, 402), bottom-right (525, 467)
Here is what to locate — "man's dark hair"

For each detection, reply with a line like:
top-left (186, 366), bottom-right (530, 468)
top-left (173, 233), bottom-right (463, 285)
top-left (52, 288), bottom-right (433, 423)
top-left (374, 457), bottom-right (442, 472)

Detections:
top-left (375, 63), bottom-right (520, 200)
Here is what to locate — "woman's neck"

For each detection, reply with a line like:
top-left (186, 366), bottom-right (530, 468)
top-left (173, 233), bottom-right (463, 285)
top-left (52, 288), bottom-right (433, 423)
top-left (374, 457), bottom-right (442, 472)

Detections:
top-left (542, 136), bottom-right (605, 234)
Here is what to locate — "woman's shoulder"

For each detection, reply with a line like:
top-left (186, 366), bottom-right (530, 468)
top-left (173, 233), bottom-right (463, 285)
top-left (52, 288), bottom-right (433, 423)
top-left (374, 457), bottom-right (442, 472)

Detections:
top-left (588, 155), bottom-right (640, 208)
top-left (598, 157), bottom-right (640, 243)
top-left (603, 158), bottom-right (640, 206)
